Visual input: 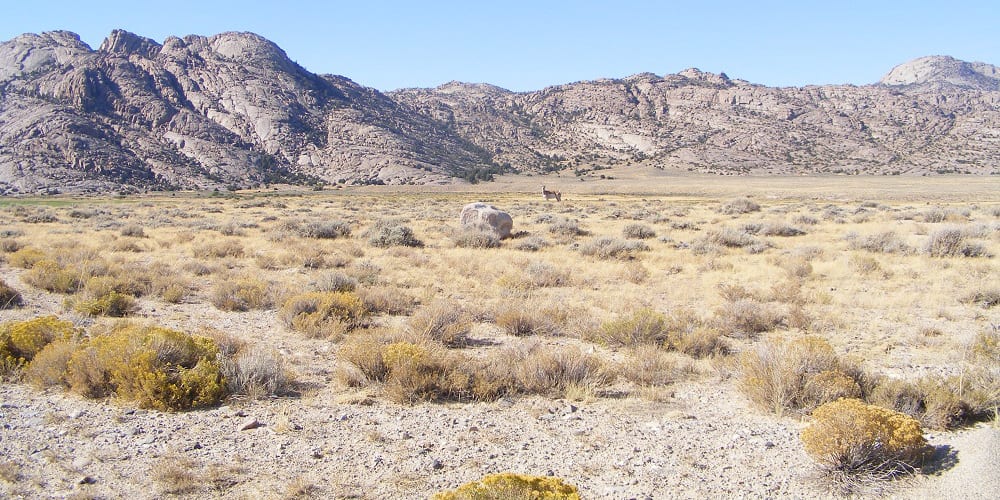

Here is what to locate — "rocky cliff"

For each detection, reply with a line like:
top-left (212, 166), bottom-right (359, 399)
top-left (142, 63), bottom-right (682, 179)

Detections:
top-left (1, 30), bottom-right (997, 194)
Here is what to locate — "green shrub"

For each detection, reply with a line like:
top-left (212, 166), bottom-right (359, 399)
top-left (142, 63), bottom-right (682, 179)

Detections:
top-left (65, 324), bottom-right (225, 410)
top-left (622, 223), bottom-right (656, 239)
top-left (367, 219), bottom-right (422, 247)
top-left (432, 473), bottom-right (580, 500)
top-left (453, 227), bottom-right (501, 248)
top-left (313, 272), bottom-right (358, 293)
top-left (801, 399), bottom-right (928, 481)
top-left (301, 221), bottom-right (351, 239)
top-left (0, 279), bottom-right (23, 309)
top-left (279, 291), bottom-right (368, 337)
top-left (548, 217), bottom-right (587, 237)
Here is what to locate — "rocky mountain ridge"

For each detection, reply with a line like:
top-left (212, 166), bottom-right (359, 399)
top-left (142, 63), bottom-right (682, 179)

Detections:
top-left (1, 30), bottom-right (998, 194)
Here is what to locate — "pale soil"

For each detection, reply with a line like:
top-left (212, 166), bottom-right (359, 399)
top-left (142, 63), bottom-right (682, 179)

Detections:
top-left (1, 176), bottom-right (998, 499)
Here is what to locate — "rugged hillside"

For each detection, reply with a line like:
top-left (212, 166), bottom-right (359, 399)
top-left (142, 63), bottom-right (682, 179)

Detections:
top-left (393, 65), bottom-right (1000, 176)
top-left (0, 30), bottom-right (494, 194)
top-left (1, 30), bottom-right (998, 194)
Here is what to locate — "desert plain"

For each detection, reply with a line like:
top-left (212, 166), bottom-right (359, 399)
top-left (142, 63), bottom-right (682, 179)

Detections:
top-left (0, 170), bottom-right (998, 499)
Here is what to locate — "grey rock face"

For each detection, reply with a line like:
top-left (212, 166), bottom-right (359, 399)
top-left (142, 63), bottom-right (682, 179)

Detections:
top-left (880, 55), bottom-right (1000, 90)
top-left (1, 30), bottom-right (998, 194)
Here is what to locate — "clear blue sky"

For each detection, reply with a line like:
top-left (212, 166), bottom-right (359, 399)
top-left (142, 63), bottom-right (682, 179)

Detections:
top-left (2, 0), bottom-right (997, 92)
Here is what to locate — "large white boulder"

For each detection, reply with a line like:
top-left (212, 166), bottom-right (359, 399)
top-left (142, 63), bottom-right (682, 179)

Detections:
top-left (460, 202), bottom-right (513, 239)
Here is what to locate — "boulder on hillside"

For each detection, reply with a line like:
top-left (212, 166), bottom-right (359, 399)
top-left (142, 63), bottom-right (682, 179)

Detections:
top-left (460, 202), bottom-right (513, 239)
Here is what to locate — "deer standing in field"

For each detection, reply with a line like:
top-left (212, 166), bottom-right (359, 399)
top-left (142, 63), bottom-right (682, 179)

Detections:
top-left (542, 185), bottom-right (561, 202)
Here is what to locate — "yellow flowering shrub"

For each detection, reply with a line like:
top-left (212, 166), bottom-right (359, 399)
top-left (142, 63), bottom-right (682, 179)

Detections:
top-left (65, 324), bottom-right (225, 410)
top-left (801, 398), bottom-right (928, 475)
top-left (382, 342), bottom-right (429, 369)
top-left (433, 473), bottom-right (580, 500)
top-left (0, 316), bottom-right (78, 369)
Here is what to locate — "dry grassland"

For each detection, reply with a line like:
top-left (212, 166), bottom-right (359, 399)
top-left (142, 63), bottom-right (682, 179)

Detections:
top-left (0, 174), bottom-right (998, 498)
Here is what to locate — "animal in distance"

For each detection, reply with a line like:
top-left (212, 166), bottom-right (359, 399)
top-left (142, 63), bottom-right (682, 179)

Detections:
top-left (542, 185), bottom-right (561, 201)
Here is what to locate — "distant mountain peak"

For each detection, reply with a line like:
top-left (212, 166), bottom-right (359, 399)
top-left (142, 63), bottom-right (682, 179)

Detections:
top-left (880, 55), bottom-right (1000, 90)
top-left (678, 67), bottom-right (731, 85)
top-left (99, 29), bottom-right (161, 58)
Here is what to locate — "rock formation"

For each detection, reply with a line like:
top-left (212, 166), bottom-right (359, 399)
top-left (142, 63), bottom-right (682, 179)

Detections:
top-left (1, 29), bottom-right (998, 194)
top-left (460, 203), bottom-right (513, 239)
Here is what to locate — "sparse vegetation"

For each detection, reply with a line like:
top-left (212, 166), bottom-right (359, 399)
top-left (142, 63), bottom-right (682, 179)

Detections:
top-left (0, 186), bottom-right (996, 497)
